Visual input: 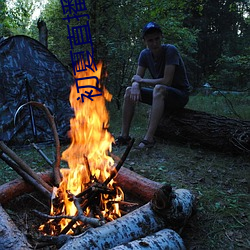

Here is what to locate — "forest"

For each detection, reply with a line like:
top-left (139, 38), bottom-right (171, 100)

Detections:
top-left (1, 0), bottom-right (249, 103)
top-left (0, 1), bottom-right (250, 249)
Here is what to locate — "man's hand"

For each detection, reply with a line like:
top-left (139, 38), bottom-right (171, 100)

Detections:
top-left (130, 82), bottom-right (141, 102)
top-left (131, 74), bottom-right (142, 83)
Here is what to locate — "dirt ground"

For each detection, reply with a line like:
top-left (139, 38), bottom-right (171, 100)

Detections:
top-left (1, 138), bottom-right (249, 249)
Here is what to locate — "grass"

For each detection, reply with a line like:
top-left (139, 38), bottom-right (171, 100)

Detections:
top-left (0, 94), bottom-right (249, 249)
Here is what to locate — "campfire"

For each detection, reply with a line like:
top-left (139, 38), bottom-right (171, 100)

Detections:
top-left (0, 60), bottom-right (196, 249)
top-left (38, 61), bottom-right (128, 236)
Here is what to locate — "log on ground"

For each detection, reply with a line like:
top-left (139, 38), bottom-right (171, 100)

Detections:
top-left (110, 228), bottom-right (186, 250)
top-left (115, 166), bottom-right (162, 203)
top-left (155, 108), bottom-right (250, 153)
top-left (59, 186), bottom-right (195, 250)
top-left (0, 167), bottom-right (159, 205)
top-left (0, 204), bottom-right (32, 249)
top-left (0, 171), bottom-right (53, 205)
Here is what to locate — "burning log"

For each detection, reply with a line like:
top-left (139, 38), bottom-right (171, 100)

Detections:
top-left (110, 228), bottom-right (185, 250)
top-left (156, 108), bottom-right (250, 154)
top-left (59, 185), bottom-right (195, 250)
top-left (0, 204), bottom-right (32, 249)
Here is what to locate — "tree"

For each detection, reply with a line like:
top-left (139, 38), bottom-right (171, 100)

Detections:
top-left (185, 0), bottom-right (250, 89)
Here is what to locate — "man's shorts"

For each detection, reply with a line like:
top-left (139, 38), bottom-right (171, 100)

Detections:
top-left (140, 87), bottom-right (189, 111)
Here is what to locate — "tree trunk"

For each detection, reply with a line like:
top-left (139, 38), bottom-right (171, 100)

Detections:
top-left (0, 204), bottom-right (32, 249)
top-left (37, 19), bottom-right (48, 47)
top-left (155, 108), bottom-right (250, 154)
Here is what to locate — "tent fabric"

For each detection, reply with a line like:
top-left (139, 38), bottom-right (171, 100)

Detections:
top-left (0, 35), bottom-right (74, 144)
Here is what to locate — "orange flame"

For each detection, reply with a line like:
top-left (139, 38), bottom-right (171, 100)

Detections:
top-left (42, 61), bottom-right (123, 235)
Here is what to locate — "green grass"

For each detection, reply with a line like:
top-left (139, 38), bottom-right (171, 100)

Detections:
top-left (186, 93), bottom-right (250, 120)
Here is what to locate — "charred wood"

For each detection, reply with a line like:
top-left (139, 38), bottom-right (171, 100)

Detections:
top-left (0, 166), bottom-right (159, 205)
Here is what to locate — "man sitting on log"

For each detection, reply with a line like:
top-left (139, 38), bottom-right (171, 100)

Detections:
top-left (115, 22), bottom-right (191, 148)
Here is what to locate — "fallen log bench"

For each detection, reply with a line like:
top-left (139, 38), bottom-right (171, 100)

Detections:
top-left (155, 108), bottom-right (250, 154)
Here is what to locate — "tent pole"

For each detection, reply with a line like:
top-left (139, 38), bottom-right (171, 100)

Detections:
top-left (25, 78), bottom-right (38, 142)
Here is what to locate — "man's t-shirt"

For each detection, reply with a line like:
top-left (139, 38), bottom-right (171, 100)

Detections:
top-left (138, 44), bottom-right (191, 91)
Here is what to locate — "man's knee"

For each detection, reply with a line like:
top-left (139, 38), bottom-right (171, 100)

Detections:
top-left (124, 87), bottom-right (132, 99)
top-left (153, 84), bottom-right (166, 98)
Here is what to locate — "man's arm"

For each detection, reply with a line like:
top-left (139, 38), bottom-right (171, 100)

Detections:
top-left (129, 66), bottom-right (146, 102)
top-left (132, 64), bottom-right (176, 87)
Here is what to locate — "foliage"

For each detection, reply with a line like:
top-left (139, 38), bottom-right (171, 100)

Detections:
top-left (208, 55), bottom-right (250, 90)
top-left (1, 0), bottom-right (249, 99)
top-left (185, 0), bottom-right (250, 88)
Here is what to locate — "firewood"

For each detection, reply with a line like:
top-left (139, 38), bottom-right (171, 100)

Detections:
top-left (0, 171), bottom-right (53, 204)
top-left (110, 228), bottom-right (186, 250)
top-left (115, 167), bottom-right (162, 202)
top-left (0, 167), bottom-right (159, 205)
top-left (0, 152), bottom-right (51, 199)
top-left (59, 186), bottom-right (195, 250)
top-left (0, 204), bottom-right (32, 249)
top-left (0, 141), bottom-right (52, 193)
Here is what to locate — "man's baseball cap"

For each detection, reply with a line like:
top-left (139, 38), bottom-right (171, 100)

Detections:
top-left (142, 22), bottom-right (162, 38)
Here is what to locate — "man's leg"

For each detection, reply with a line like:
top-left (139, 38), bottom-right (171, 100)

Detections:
top-left (139, 85), bottom-right (166, 147)
top-left (120, 87), bottom-right (136, 138)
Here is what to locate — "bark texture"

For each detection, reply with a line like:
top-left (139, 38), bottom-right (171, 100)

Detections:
top-left (110, 228), bottom-right (185, 250)
top-left (59, 187), bottom-right (195, 250)
top-left (115, 167), bottom-right (162, 202)
top-left (156, 108), bottom-right (250, 154)
top-left (0, 204), bottom-right (32, 249)
top-left (0, 167), bottom-right (159, 205)
top-left (0, 171), bottom-right (53, 204)
top-left (37, 19), bottom-right (48, 47)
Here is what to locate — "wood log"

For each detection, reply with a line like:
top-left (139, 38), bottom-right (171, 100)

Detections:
top-left (0, 204), bottom-right (32, 249)
top-left (0, 141), bottom-right (53, 192)
top-left (110, 228), bottom-right (185, 250)
top-left (0, 152), bottom-right (51, 199)
top-left (0, 171), bottom-right (53, 205)
top-left (114, 166), bottom-right (162, 203)
top-left (155, 108), bottom-right (250, 154)
top-left (0, 167), bottom-right (159, 205)
top-left (59, 187), bottom-right (195, 250)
